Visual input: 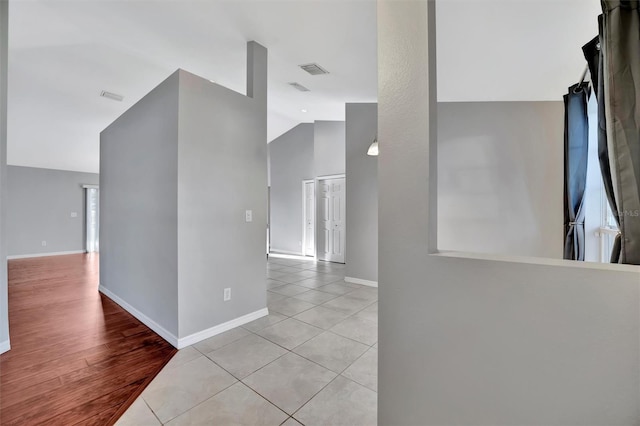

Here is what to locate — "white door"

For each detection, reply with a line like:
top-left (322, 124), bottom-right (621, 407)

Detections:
top-left (303, 181), bottom-right (315, 257)
top-left (317, 177), bottom-right (345, 263)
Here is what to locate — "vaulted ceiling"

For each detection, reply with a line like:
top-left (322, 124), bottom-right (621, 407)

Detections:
top-left (8, 0), bottom-right (600, 173)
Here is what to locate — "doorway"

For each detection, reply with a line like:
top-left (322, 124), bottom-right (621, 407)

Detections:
top-left (303, 180), bottom-right (315, 257)
top-left (317, 176), bottom-right (346, 263)
top-left (84, 186), bottom-right (99, 253)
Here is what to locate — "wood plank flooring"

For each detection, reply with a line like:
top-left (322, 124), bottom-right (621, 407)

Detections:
top-left (0, 254), bottom-right (176, 425)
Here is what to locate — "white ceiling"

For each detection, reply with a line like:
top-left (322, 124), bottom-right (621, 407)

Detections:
top-left (8, 0), bottom-right (601, 173)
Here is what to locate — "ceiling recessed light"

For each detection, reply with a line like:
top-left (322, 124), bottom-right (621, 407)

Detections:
top-left (100, 91), bottom-right (124, 102)
top-left (301, 109), bottom-right (308, 113)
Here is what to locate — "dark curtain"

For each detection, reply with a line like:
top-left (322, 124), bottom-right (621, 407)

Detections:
top-left (601, 0), bottom-right (640, 264)
top-left (563, 83), bottom-right (590, 261)
top-left (583, 20), bottom-right (622, 263)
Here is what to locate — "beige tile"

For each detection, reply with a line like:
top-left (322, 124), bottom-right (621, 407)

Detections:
top-left (330, 316), bottom-right (378, 346)
top-left (256, 318), bottom-right (323, 350)
top-left (342, 347), bottom-right (378, 392)
top-left (193, 327), bottom-right (252, 354)
top-left (243, 352), bottom-right (336, 415)
top-left (269, 284), bottom-right (310, 297)
top-left (322, 295), bottom-right (373, 316)
top-left (142, 356), bottom-right (237, 423)
top-left (296, 278), bottom-right (331, 289)
top-left (273, 274), bottom-right (306, 284)
top-left (165, 382), bottom-right (288, 426)
top-left (293, 332), bottom-right (369, 373)
top-left (206, 334), bottom-right (287, 379)
top-left (277, 266), bottom-right (307, 274)
top-left (242, 312), bottom-right (288, 332)
top-left (316, 282), bottom-right (355, 296)
top-left (268, 297), bottom-right (315, 317)
top-left (314, 274), bottom-right (344, 284)
top-left (267, 279), bottom-right (286, 289)
top-left (347, 288), bottom-right (378, 303)
top-left (164, 346), bottom-right (202, 370)
top-left (293, 376), bottom-right (377, 426)
top-left (115, 397), bottom-right (160, 426)
top-left (267, 271), bottom-right (288, 280)
top-left (290, 270), bottom-right (320, 279)
top-left (353, 303), bottom-right (378, 324)
top-left (293, 305), bottom-right (351, 330)
top-left (267, 291), bottom-right (288, 305)
top-left (267, 263), bottom-right (288, 271)
top-left (293, 290), bottom-right (338, 305)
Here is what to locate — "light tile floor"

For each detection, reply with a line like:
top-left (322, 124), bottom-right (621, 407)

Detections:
top-left (116, 255), bottom-right (377, 426)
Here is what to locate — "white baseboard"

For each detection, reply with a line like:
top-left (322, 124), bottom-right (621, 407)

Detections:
top-left (8, 250), bottom-right (86, 260)
top-left (177, 308), bottom-right (269, 349)
top-left (345, 277), bottom-right (378, 288)
top-left (269, 248), bottom-right (304, 257)
top-left (99, 285), bottom-right (269, 350)
top-left (99, 285), bottom-right (179, 348)
top-left (0, 339), bottom-right (10, 355)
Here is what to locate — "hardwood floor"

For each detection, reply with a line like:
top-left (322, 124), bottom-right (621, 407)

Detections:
top-left (0, 254), bottom-right (176, 425)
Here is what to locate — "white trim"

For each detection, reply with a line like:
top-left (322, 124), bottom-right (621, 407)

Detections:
top-left (345, 277), bottom-right (378, 288)
top-left (7, 250), bottom-right (86, 260)
top-left (0, 339), bottom-right (11, 355)
top-left (177, 308), bottom-right (269, 349)
top-left (99, 285), bottom-right (179, 348)
top-left (302, 179), bottom-right (316, 258)
top-left (82, 184), bottom-right (99, 189)
top-left (99, 285), bottom-right (270, 350)
top-left (269, 253), bottom-right (314, 261)
top-left (269, 248), bottom-right (305, 256)
top-left (434, 250), bottom-right (640, 272)
top-left (316, 173), bottom-right (346, 180)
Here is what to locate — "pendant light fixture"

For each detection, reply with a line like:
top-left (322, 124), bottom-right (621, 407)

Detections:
top-left (367, 136), bottom-right (379, 156)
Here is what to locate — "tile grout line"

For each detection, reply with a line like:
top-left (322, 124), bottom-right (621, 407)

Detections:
top-left (139, 263), bottom-right (372, 424)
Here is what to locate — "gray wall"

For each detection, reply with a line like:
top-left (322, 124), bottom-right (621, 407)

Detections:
top-left (7, 166), bottom-right (99, 257)
top-left (101, 42), bottom-right (268, 343)
top-left (0, 0), bottom-right (9, 351)
top-left (379, 2), bottom-right (640, 424)
top-left (438, 101), bottom-right (563, 259)
top-left (100, 71), bottom-right (180, 338)
top-left (345, 103), bottom-right (378, 282)
top-left (177, 60), bottom-right (268, 337)
top-left (314, 121), bottom-right (346, 178)
top-left (268, 123), bottom-right (315, 254)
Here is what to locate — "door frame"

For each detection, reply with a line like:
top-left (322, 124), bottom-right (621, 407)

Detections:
top-left (315, 174), bottom-right (346, 263)
top-left (302, 179), bottom-right (316, 257)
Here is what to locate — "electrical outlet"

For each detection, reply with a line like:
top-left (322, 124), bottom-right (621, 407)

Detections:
top-left (224, 288), bottom-right (231, 301)
top-left (245, 210), bottom-right (253, 222)
top-left (70, 212), bottom-right (78, 218)
top-left (41, 241), bottom-right (47, 247)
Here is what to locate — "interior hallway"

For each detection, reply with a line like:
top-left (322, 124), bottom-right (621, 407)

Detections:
top-left (117, 255), bottom-right (378, 425)
top-left (0, 254), bottom-right (176, 425)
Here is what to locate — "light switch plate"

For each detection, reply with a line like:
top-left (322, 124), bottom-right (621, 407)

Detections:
top-left (245, 210), bottom-right (253, 222)
top-left (70, 212), bottom-right (78, 218)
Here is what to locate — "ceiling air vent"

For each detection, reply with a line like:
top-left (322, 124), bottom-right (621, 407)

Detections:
top-left (299, 63), bottom-right (329, 76)
top-left (100, 91), bottom-right (124, 102)
top-left (288, 82), bottom-right (311, 92)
